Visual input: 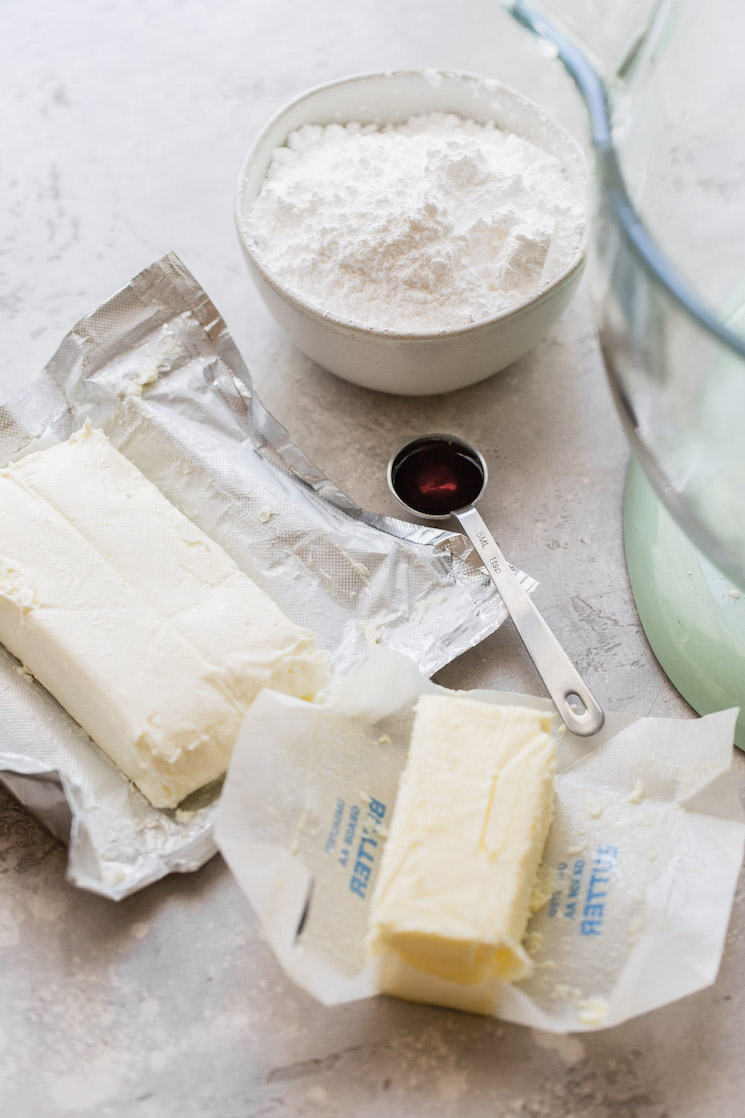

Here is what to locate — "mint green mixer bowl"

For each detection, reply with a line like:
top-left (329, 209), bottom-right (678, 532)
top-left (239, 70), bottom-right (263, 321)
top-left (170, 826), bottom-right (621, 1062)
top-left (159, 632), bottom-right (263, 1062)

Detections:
top-left (625, 456), bottom-right (745, 747)
top-left (509, 1), bottom-right (745, 745)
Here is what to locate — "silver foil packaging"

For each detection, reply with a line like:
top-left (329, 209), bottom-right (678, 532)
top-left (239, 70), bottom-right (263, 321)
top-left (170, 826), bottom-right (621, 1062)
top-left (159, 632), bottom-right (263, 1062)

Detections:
top-left (0, 253), bottom-right (536, 899)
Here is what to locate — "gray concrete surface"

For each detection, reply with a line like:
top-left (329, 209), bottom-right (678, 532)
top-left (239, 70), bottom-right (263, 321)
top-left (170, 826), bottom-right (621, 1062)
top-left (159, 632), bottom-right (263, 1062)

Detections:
top-left (1, 2), bottom-right (742, 1116)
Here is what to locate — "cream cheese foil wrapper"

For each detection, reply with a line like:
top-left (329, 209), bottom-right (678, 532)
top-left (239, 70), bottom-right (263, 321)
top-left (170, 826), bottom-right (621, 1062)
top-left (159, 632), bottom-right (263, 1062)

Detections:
top-left (0, 253), bottom-right (536, 900)
top-left (215, 647), bottom-right (745, 1032)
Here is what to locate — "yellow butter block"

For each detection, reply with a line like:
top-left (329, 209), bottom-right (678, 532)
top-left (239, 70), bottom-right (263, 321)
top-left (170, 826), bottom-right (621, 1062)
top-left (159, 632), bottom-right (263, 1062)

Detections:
top-left (367, 694), bottom-right (556, 986)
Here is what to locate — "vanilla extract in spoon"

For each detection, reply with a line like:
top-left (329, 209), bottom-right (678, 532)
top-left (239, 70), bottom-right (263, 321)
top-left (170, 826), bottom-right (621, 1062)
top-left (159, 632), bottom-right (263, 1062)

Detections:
top-left (388, 434), bottom-right (604, 737)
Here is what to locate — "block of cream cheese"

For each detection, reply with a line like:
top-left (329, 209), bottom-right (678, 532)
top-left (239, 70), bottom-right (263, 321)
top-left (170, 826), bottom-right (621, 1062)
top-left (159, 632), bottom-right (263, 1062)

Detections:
top-left (367, 694), bottom-right (556, 986)
top-left (0, 423), bottom-right (328, 808)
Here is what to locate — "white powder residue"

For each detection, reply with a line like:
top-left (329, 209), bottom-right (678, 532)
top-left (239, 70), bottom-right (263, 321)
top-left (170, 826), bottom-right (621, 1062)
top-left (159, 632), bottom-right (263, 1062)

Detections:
top-left (246, 112), bottom-right (585, 332)
top-left (305, 1084), bottom-right (328, 1106)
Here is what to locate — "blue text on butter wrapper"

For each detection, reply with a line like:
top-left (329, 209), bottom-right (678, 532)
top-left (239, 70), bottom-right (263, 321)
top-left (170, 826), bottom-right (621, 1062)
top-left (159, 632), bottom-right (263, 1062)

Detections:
top-left (580, 845), bottom-right (618, 936)
top-left (548, 844), bottom-right (618, 935)
top-left (349, 798), bottom-right (387, 899)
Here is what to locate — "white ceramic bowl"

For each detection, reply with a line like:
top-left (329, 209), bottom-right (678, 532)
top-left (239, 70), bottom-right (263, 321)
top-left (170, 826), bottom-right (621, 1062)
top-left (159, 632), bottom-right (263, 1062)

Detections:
top-left (235, 69), bottom-right (589, 396)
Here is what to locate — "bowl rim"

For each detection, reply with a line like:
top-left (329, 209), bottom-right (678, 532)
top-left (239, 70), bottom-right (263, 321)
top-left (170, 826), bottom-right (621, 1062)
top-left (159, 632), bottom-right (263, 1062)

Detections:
top-left (234, 67), bottom-right (590, 343)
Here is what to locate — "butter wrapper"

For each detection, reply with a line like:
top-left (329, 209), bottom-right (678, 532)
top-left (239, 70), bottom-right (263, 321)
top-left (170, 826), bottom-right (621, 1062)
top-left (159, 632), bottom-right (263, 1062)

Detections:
top-left (215, 647), bottom-right (745, 1032)
top-left (0, 254), bottom-right (534, 899)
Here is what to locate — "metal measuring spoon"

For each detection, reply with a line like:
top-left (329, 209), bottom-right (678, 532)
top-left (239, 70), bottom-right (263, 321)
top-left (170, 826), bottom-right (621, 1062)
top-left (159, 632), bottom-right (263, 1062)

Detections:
top-left (388, 434), bottom-right (604, 737)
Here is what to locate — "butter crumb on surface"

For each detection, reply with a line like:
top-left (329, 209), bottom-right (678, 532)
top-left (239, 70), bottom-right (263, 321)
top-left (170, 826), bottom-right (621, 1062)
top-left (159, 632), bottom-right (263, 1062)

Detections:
top-left (629, 779), bottom-right (645, 804)
top-left (577, 996), bottom-right (609, 1027)
top-left (627, 915), bottom-right (644, 946)
top-left (525, 931), bottom-right (544, 957)
top-left (552, 983), bottom-right (582, 1002)
top-left (529, 865), bottom-right (555, 914)
top-left (367, 694), bottom-right (556, 989)
top-left (258, 506), bottom-right (275, 523)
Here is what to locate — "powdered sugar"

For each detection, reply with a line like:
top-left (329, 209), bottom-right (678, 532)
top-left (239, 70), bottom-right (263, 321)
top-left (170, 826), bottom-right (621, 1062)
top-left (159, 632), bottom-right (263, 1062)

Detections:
top-left (245, 112), bottom-right (586, 333)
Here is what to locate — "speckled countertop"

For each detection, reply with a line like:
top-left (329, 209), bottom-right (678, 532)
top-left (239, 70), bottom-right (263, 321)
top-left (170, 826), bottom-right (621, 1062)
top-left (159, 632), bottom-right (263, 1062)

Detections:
top-left (2, 2), bottom-right (744, 1116)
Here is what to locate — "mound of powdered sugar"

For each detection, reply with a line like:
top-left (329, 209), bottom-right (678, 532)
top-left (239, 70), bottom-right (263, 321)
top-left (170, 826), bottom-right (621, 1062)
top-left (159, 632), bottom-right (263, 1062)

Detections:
top-left (244, 112), bottom-right (586, 333)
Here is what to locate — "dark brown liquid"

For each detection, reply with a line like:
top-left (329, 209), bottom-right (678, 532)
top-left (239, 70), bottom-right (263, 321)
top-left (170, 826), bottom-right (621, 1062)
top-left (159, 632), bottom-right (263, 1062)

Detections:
top-left (391, 439), bottom-right (484, 516)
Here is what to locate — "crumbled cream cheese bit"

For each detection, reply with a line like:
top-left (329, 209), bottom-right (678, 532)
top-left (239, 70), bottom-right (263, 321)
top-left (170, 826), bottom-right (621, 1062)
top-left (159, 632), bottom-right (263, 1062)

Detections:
top-left (360, 609), bottom-right (407, 647)
top-left (0, 562), bottom-right (37, 611)
top-left (728, 588), bottom-right (741, 599)
top-left (586, 799), bottom-right (603, 818)
top-left (258, 506), bottom-right (275, 523)
top-left (340, 552), bottom-right (370, 579)
top-left (303, 559), bottom-right (333, 585)
top-left (132, 365), bottom-right (160, 394)
top-left (361, 620), bottom-right (381, 646)
top-left (378, 734), bottom-right (392, 746)
top-left (15, 664), bottom-right (34, 683)
top-left (412, 598), bottom-right (433, 622)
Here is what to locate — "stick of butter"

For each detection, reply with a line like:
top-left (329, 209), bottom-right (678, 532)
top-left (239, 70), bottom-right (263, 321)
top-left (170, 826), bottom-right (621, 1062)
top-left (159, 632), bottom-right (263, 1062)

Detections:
top-left (367, 694), bottom-right (556, 986)
top-left (0, 423), bottom-right (328, 808)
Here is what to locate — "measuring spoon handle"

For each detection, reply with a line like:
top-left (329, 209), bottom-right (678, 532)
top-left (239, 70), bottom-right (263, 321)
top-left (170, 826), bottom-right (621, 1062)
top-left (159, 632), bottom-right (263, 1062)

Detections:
top-left (457, 505), bottom-right (604, 737)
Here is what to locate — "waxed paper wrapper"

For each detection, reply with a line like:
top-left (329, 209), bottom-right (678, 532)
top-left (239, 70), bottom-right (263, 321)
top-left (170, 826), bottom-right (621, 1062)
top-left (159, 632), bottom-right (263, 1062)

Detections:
top-left (0, 253), bottom-right (536, 899)
top-left (215, 646), bottom-right (745, 1032)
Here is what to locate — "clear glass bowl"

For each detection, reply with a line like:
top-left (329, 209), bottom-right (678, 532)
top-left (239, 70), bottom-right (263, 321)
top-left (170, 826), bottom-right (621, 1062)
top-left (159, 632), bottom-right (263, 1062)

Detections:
top-left (510, 0), bottom-right (745, 589)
